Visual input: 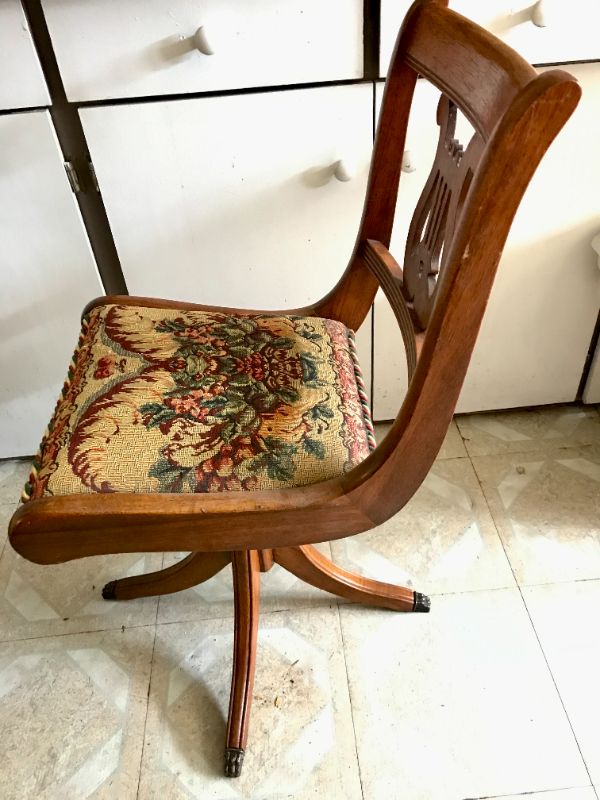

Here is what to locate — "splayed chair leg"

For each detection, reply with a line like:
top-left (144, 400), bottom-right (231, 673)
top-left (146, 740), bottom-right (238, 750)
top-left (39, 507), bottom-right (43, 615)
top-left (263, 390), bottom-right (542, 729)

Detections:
top-left (102, 551), bottom-right (231, 601)
top-left (224, 549), bottom-right (260, 777)
top-left (273, 544), bottom-right (431, 612)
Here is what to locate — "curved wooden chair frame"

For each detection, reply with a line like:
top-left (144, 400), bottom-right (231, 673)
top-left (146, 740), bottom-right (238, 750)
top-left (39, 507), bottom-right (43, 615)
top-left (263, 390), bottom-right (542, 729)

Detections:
top-left (9, 0), bottom-right (580, 778)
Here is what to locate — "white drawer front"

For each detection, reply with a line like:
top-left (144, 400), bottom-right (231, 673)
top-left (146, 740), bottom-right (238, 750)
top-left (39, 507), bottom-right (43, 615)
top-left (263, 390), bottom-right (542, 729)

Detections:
top-left (43, 0), bottom-right (363, 102)
top-left (0, 1), bottom-right (49, 110)
top-left (381, 0), bottom-right (600, 75)
top-left (373, 64), bottom-right (600, 417)
top-left (0, 112), bottom-right (103, 457)
top-left (81, 84), bottom-right (372, 310)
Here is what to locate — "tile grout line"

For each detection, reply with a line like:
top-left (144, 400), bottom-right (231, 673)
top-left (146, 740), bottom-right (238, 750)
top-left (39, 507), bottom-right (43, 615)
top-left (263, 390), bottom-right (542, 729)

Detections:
top-left (135, 585), bottom-right (161, 800)
top-left (465, 436), bottom-right (598, 789)
top-left (468, 449), bottom-right (598, 792)
top-left (336, 601), bottom-right (367, 800)
top-left (464, 441), bottom-right (520, 594)
top-left (0, 598), bottom-right (340, 646)
top-left (517, 585), bottom-right (598, 792)
top-left (470, 784), bottom-right (597, 799)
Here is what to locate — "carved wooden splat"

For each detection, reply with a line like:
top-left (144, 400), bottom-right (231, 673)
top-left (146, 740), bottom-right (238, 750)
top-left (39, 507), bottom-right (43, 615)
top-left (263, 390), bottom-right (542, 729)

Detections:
top-left (403, 95), bottom-right (485, 329)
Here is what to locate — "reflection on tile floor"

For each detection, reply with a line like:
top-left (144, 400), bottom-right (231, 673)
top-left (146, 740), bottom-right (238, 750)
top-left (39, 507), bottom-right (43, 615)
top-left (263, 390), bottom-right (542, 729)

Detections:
top-left (0, 626), bottom-right (154, 799)
top-left (330, 456), bottom-right (515, 596)
top-left (139, 608), bottom-right (361, 800)
top-left (472, 445), bottom-right (600, 586)
top-left (0, 404), bottom-right (599, 799)
top-left (340, 589), bottom-right (588, 800)
top-left (0, 548), bottom-right (163, 640)
top-left (523, 580), bottom-right (600, 786)
top-left (456, 404), bottom-right (600, 456)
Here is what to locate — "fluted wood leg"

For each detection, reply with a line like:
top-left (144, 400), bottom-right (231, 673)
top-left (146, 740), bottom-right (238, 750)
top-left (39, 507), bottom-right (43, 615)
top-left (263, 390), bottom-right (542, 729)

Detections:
top-left (225, 549), bottom-right (260, 778)
top-left (273, 544), bottom-right (430, 612)
top-left (102, 551), bottom-right (231, 601)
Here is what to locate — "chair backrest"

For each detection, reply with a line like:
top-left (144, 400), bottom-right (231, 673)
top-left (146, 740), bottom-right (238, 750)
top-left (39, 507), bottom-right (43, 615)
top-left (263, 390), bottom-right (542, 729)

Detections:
top-left (316, 0), bottom-right (581, 524)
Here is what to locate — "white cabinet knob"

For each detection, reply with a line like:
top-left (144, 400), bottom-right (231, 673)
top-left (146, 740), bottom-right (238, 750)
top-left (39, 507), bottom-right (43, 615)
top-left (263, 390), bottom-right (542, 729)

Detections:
top-left (401, 150), bottom-right (416, 173)
top-left (193, 26), bottom-right (215, 55)
top-left (333, 159), bottom-right (355, 182)
top-left (531, 0), bottom-right (550, 27)
top-left (592, 233), bottom-right (600, 269)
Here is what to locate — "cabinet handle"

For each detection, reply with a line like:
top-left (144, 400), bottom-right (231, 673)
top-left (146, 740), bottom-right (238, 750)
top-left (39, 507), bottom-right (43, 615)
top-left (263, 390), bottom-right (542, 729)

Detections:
top-left (333, 159), bottom-right (355, 182)
top-left (592, 233), bottom-right (600, 269)
top-left (193, 26), bottom-right (215, 55)
top-left (401, 150), bottom-right (416, 173)
top-left (531, 0), bottom-right (550, 27)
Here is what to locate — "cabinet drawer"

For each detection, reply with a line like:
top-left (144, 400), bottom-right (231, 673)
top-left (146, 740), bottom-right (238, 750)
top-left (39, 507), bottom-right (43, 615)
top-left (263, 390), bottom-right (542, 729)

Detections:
top-left (43, 0), bottom-right (363, 102)
top-left (381, 0), bottom-right (600, 76)
top-left (0, 1), bottom-right (49, 110)
top-left (373, 63), bottom-right (600, 418)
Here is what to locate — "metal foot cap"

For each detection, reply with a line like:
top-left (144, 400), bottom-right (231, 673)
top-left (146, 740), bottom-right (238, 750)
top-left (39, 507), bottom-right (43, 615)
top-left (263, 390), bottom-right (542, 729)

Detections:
top-left (224, 747), bottom-right (245, 778)
top-left (102, 580), bottom-right (117, 600)
top-left (413, 592), bottom-right (431, 613)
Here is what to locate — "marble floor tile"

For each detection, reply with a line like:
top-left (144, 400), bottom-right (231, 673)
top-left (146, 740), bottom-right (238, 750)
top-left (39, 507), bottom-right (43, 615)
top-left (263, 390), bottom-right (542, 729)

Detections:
top-left (456, 404), bottom-right (600, 457)
top-left (0, 546), bottom-right (162, 641)
top-left (523, 580), bottom-right (600, 785)
top-left (0, 625), bottom-right (154, 799)
top-left (157, 542), bottom-right (336, 625)
top-left (0, 504), bottom-right (14, 558)
top-left (330, 457), bottom-right (515, 596)
top-left (139, 607), bottom-right (361, 800)
top-left (375, 418), bottom-right (468, 459)
top-left (471, 445), bottom-right (600, 586)
top-left (0, 458), bottom-right (31, 506)
top-left (340, 588), bottom-right (589, 800)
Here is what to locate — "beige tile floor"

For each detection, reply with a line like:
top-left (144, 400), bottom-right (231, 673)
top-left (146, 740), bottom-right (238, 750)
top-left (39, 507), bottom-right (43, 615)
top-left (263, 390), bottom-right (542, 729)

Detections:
top-left (0, 404), bottom-right (599, 799)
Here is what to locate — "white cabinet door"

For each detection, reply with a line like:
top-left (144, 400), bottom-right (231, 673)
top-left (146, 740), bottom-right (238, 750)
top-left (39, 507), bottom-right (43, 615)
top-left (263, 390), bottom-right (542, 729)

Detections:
top-left (43, 0), bottom-right (363, 102)
top-left (0, 1), bottom-right (49, 110)
top-left (373, 63), bottom-right (600, 419)
top-left (380, 0), bottom-right (600, 76)
top-left (81, 83), bottom-right (373, 379)
top-left (0, 112), bottom-right (103, 458)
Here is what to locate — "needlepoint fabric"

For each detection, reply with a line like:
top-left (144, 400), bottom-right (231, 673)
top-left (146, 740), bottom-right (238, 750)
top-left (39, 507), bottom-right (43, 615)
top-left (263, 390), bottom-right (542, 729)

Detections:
top-left (23, 303), bottom-right (375, 500)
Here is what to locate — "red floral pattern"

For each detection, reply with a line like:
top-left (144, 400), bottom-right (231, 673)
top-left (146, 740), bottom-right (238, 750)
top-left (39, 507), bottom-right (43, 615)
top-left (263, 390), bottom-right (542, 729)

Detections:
top-left (23, 304), bottom-right (374, 500)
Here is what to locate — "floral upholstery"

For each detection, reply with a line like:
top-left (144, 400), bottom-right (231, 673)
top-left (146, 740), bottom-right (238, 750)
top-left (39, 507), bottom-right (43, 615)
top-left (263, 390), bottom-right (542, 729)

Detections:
top-left (23, 303), bottom-right (375, 500)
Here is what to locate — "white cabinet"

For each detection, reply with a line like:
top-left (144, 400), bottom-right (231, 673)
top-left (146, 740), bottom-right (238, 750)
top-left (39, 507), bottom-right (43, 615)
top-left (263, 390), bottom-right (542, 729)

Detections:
top-left (0, 112), bottom-right (103, 457)
top-left (81, 84), bottom-right (372, 309)
top-left (381, 0), bottom-right (600, 75)
top-left (42, 0), bottom-right (363, 101)
top-left (373, 63), bottom-right (600, 419)
top-left (0, 0), bottom-right (49, 110)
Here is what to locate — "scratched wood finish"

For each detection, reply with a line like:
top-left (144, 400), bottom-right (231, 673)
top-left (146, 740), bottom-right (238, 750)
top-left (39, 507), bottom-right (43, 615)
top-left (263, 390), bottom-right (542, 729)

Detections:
top-left (8, 0), bottom-right (581, 779)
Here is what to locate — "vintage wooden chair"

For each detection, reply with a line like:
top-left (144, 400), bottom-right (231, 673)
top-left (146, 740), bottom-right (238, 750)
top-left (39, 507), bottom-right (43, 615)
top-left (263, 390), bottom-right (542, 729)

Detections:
top-left (9, 0), bottom-right (579, 779)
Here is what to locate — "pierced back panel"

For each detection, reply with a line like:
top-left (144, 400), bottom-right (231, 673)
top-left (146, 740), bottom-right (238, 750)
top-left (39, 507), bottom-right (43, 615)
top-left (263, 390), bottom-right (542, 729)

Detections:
top-left (403, 94), bottom-right (485, 330)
